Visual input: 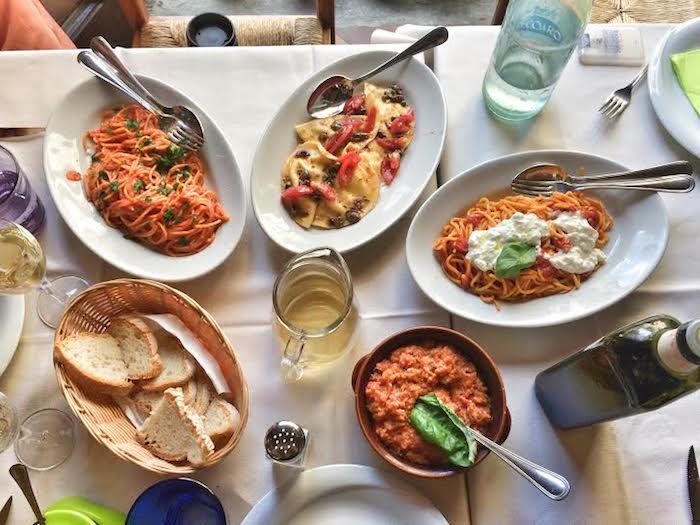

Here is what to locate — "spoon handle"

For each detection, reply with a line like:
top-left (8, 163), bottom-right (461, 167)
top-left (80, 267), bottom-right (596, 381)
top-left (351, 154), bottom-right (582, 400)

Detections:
top-left (77, 50), bottom-right (163, 117)
top-left (353, 27), bottom-right (449, 84)
top-left (10, 464), bottom-right (46, 524)
top-left (572, 174), bottom-right (695, 192)
top-left (89, 37), bottom-right (165, 113)
top-left (468, 430), bottom-right (571, 500)
top-left (575, 161), bottom-right (693, 182)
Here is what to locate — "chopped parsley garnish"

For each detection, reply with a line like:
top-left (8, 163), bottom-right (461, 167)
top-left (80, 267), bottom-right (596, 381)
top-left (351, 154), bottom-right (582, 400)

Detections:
top-left (155, 144), bottom-right (187, 174)
top-left (178, 165), bottom-right (191, 181)
top-left (98, 190), bottom-right (106, 201)
top-left (140, 137), bottom-right (152, 146)
top-left (156, 185), bottom-right (172, 196)
top-left (109, 181), bottom-right (119, 192)
top-left (144, 196), bottom-right (152, 203)
top-left (133, 179), bottom-right (145, 192)
top-left (98, 170), bottom-right (109, 181)
top-left (163, 208), bottom-right (176, 224)
top-left (91, 154), bottom-right (101, 163)
top-left (172, 182), bottom-right (179, 192)
top-left (178, 237), bottom-right (190, 246)
top-left (125, 119), bottom-right (139, 131)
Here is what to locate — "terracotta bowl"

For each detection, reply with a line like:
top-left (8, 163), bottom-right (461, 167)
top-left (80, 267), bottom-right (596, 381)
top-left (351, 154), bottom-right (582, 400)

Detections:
top-left (351, 326), bottom-right (511, 478)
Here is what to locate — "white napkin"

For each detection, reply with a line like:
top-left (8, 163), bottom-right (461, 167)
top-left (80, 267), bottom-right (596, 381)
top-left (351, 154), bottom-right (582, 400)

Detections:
top-left (370, 25), bottom-right (437, 69)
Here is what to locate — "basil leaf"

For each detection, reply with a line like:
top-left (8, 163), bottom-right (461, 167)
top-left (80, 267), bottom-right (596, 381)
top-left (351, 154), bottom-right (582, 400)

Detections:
top-left (494, 242), bottom-right (536, 279)
top-left (409, 393), bottom-right (477, 467)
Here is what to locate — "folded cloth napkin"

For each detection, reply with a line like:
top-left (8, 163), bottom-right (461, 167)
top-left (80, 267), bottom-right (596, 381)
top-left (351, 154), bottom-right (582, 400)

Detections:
top-left (670, 49), bottom-right (700, 116)
top-left (0, 0), bottom-right (75, 50)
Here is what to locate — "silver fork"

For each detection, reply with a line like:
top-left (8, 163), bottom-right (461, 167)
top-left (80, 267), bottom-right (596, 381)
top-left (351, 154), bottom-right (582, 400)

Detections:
top-left (511, 174), bottom-right (695, 197)
top-left (598, 63), bottom-right (648, 119)
top-left (77, 50), bottom-right (204, 152)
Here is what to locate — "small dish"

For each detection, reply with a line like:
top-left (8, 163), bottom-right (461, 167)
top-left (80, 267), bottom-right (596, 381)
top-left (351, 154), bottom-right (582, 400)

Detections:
top-left (186, 13), bottom-right (236, 47)
top-left (351, 326), bottom-right (510, 478)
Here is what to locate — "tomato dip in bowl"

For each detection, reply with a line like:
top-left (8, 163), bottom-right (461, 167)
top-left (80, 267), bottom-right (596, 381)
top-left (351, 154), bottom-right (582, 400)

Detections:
top-left (351, 326), bottom-right (510, 478)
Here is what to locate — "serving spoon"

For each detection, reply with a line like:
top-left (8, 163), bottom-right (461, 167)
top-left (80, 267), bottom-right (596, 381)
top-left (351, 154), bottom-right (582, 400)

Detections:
top-left (307, 26), bottom-right (449, 119)
top-left (513, 160), bottom-right (693, 184)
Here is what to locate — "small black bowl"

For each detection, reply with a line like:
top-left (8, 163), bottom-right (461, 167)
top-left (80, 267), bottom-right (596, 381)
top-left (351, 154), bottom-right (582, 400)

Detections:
top-left (186, 13), bottom-right (236, 47)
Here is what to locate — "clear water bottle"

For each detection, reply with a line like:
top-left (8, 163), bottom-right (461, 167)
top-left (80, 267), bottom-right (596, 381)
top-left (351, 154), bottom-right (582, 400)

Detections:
top-left (483, 0), bottom-right (593, 121)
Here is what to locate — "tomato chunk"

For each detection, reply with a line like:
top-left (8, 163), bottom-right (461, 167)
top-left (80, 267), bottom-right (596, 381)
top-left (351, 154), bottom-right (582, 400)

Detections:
top-left (323, 124), bottom-right (356, 154)
top-left (380, 153), bottom-right (401, 185)
top-left (281, 185), bottom-right (315, 203)
top-left (337, 151), bottom-right (362, 186)
top-left (343, 94), bottom-right (365, 115)
top-left (375, 137), bottom-right (406, 151)
top-left (553, 236), bottom-right (571, 252)
top-left (453, 237), bottom-right (469, 254)
top-left (362, 106), bottom-right (377, 133)
top-left (65, 170), bottom-right (82, 181)
top-left (311, 181), bottom-right (337, 201)
top-left (581, 206), bottom-right (600, 229)
top-left (389, 109), bottom-right (415, 135)
top-left (536, 256), bottom-right (556, 281)
top-left (465, 213), bottom-right (482, 227)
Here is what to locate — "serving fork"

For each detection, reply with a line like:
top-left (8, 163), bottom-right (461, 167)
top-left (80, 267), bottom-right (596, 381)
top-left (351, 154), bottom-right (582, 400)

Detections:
top-left (77, 48), bottom-right (204, 152)
top-left (598, 63), bottom-right (648, 119)
top-left (512, 174), bottom-right (695, 197)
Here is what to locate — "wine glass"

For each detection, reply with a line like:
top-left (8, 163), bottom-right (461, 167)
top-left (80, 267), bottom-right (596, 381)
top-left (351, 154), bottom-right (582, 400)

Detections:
top-left (0, 218), bottom-right (89, 328)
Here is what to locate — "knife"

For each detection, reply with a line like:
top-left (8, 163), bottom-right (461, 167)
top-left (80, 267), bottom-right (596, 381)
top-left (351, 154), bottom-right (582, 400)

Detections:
top-left (0, 497), bottom-right (11, 525)
top-left (689, 446), bottom-right (700, 524)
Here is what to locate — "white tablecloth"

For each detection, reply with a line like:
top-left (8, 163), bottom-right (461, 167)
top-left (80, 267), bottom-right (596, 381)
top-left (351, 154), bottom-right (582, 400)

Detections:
top-left (435, 24), bottom-right (700, 525)
top-left (0, 46), bottom-right (469, 524)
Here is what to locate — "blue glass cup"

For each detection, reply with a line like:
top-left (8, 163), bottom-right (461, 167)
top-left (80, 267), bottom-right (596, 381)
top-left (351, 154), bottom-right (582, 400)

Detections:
top-left (0, 145), bottom-right (45, 234)
top-left (126, 478), bottom-right (226, 525)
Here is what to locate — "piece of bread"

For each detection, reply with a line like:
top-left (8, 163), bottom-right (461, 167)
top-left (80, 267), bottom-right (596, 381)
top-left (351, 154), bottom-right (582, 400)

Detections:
top-left (203, 398), bottom-right (240, 444)
top-left (55, 333), bottom-right (133, 396)
top-left (191, 375), bottom-right (212, 415)
top-left (108, 315), bottom-right (161, 380)
top-left (136, 387), bottom-right (214, 465)
top-left (131, 378), bottom-right (197, 414)
top-left (139, 334), bottom-right (195, 392)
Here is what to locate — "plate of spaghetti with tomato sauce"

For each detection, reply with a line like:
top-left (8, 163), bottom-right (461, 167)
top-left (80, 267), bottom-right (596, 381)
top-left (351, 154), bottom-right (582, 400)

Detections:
top-left (406, 151), bottom-right (668, 328)
top-left (44, 75), bottom-right (245, 282)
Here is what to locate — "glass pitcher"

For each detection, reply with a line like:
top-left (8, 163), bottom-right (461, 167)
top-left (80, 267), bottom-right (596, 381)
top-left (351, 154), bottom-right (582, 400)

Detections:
top-left (273, 247), bottom-right (359, 381)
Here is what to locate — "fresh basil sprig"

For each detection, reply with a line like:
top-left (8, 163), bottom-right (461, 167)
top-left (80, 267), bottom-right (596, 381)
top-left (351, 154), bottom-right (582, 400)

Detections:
top-left (494, 242), bottom-right (536, 279)
top-left (409, 393), bottom-right (477, 467)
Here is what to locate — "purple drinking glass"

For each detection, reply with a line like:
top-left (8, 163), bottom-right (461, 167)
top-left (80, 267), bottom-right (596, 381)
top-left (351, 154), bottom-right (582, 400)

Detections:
top-left (0, 145), bottom-right (45, 234)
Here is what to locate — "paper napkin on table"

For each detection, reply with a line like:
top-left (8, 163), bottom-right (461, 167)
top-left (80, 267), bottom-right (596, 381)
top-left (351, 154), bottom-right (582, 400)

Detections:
top-left (670, 49), bottom-right (700, 115)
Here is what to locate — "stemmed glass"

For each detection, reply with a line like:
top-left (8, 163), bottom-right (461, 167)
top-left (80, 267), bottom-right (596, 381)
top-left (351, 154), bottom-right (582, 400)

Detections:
top-left (0, 218), bottom-right (89, 328)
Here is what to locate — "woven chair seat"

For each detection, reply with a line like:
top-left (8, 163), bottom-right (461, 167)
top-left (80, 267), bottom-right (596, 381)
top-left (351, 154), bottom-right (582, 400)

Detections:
top-left (136, 15), bottom-right (323, 47)
top-left (591, 0), bottom-right (700, 23)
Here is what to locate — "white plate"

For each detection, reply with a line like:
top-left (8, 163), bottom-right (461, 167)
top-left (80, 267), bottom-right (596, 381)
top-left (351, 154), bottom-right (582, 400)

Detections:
top-left (406, 151), bottom-right (668, 328)
top-left (0, 295), bottom-right (24, 377)
top-left (44, 76), bottom-right (246, 282)
top-left (251, 51), bottom-right (447, 253)
top-left (648, 18), bottom-right (700, 158)
top-left (241, 464), bottom-right (448, 525)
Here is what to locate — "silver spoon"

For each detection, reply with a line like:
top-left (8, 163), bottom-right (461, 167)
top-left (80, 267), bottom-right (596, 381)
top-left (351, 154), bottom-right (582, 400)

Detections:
top-left (9, 463), bottom-right (45, 525)
top-left (466, 429), bottom-right (570, 500)
top-left (307, 26), bottom-right (449, 119)
top-left (514, 160), bottom-right (693, 184)
top-left (89, 36), bottom-right (205, 142)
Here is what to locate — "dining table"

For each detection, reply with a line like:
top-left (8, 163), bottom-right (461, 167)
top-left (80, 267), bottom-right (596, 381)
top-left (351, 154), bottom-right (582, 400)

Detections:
top-left (0, 22), bottom-right (698, 525)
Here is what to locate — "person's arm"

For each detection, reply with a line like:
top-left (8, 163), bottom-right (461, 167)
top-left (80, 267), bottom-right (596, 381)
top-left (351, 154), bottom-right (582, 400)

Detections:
top-left (1, 0), bottom-right (75, 50)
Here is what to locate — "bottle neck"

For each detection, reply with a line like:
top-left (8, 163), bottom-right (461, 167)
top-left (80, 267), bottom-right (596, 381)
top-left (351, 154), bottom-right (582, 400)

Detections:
top-left (657, 329), bottom-right (700, 376)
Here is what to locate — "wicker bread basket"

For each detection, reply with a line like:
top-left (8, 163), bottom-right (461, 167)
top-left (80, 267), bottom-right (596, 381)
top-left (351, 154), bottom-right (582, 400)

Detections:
top-left (54, 279), bottom-right (249, 475)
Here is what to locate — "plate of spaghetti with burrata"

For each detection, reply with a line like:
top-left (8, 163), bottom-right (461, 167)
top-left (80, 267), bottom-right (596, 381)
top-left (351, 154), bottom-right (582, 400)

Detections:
top-left (44, 75), bottom-right (245, 282)
top-left (406, 151), bottom-right (669, 328)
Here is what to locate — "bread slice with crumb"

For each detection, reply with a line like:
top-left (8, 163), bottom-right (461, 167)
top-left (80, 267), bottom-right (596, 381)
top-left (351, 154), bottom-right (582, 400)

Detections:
top-left (131, 378), bottom-right (196, 414)
top-left (136, 387), bottom-right (214, 465)
top-left (191, 374), bottom-right (212, 415)
top-left (54, 333), bottom-right (133, 396)
top-left (203, 398), bottom-right (240, 444)
top-left (139, 334), bottom-right (195, 392)
top-left (108, 315), bottom-right (161, 380)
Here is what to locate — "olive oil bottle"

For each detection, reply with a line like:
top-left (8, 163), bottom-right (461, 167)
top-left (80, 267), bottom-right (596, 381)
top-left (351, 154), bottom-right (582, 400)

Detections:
top-left (535, 315), bottom-right (700, 429)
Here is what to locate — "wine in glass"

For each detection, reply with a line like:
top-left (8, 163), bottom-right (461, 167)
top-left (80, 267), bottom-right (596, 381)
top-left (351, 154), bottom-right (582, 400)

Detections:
top-left (0, 218), bottom-right (89, 328)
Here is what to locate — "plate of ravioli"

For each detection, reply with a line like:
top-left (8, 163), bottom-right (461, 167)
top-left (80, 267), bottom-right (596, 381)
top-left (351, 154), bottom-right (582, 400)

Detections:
top-left (251, 50), bottom-right (446, 253)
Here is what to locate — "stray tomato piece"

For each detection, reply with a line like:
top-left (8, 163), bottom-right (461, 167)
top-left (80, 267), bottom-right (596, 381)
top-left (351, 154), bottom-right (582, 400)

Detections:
top-left (323, 124), bottom-right (356, 154)
top-left (389, 110), bottom-right (415, 135)
top-left (465, 213), bottom-right (482, 227)
top-left (553, 235), bottom-right (572, 252)
top-left (65, 170), bottom-right (82, 181)
top-left (310, 181), bottom-right (337, 201)
top-left (536, 256), bottom-right (556, 281)
top-left (343, 94), bottom-right (365, 115)
top-left (337, 151), bottom-right (362, 186)
top-left (380, 153), bottom-right (401, 185)
top-left (375, 137), bottom-right (405, 151)
top-left (581, 206), bottom-right (600, 229)
top-left (281, 185), bottom-right (315, 204)
top-left (453, 237), bottom-right (469, 254)
top-left (362, 106), bottom-right (377, 133)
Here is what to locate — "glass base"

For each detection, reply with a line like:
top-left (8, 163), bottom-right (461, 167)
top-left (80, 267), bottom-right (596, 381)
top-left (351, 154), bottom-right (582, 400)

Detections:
top-left (15, 408), bottom-right (75, 470)
top-left (37, 275), bottom-right (89, 329)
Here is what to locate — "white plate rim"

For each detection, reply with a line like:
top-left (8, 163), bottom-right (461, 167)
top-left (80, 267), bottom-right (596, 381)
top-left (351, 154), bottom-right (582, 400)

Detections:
top-left (0, 294), bottom-right (24, 378)
top-left (241, 464), bottom-right (448, 525)
top-left (406, 149), bottom-right (669, 328)
top-left (43, 75), bottom-right (246, 282)
top-left (648, 18), bottom-right (700, 157)
top-left (250, 50), bottom-right (447, 253)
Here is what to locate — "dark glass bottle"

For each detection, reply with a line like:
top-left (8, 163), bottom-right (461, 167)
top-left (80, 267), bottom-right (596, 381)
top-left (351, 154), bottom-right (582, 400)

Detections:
top-left (535, 315), bottom-right (700, 429)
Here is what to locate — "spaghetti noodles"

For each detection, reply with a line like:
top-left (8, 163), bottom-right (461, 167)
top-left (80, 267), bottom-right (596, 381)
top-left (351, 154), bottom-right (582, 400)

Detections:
top-left (433, 192), bottom-right (613, 308)
top-left (81, 104), bottom-right (228, 256)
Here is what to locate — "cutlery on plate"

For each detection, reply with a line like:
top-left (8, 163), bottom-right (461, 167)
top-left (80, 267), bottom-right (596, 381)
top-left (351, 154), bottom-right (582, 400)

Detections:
top-left (9, 464), bottom-right (45, 525)
top-left (0, 497), bottom-right (11, 525)
top-left (77, 49), bottom-right (204, 152)
top-left (511, 174), bottom-right (695, 197)
top-left (689, 446), bottom-right (700, 524)
top-left (463, 427), bottom-right (570, 500)
top-left (598, 63), bottom-right (648, 119)
top-left (514, 160), bottom-right (694, 184)
top-left (307, 26), bottom-right (449, 119)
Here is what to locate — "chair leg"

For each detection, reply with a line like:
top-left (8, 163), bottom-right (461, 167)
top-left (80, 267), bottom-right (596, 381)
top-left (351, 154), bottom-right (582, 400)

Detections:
top-left (492, 0), bottom-right (509, 25)
top-left (317, 0), bottom-right (335, 44)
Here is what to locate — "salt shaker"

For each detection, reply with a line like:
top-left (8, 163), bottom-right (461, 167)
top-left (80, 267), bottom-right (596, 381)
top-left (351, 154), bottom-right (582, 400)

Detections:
top-left (264, 421), bottom-right (309, 468)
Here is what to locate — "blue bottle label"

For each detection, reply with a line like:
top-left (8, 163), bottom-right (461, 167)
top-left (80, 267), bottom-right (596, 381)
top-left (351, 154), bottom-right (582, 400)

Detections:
top-left (517, 13), bottom-right (563, 43)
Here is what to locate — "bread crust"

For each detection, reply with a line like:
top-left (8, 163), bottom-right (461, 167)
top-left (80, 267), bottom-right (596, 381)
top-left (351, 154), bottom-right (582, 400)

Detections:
top-left (108, 315), bottom-right (162, 380)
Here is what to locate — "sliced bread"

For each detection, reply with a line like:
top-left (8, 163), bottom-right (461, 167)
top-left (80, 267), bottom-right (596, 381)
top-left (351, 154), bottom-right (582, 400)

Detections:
top-left (55, 333), bottom-right (133, 396)
top-left (131, 378), bottom-right (197, 414)
top-left (136, 387), bottom-right (214, 465)
top-left (108, 315), bottom-right (161, 380)
top-left (139, 334), bottom-right (195, 392)
top-left (191, 374), bottom-right (212, 415)
top-left (203, 398), bottom-right (240, 444)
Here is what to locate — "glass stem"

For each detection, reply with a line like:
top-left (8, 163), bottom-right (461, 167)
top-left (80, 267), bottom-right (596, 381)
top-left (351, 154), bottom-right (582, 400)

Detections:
top-left (38, 277), bottom-right (68, 306)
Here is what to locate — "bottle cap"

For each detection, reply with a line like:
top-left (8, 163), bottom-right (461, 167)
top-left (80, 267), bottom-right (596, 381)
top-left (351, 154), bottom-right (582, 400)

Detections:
top-left (677, 320), bottom-right (700, 364)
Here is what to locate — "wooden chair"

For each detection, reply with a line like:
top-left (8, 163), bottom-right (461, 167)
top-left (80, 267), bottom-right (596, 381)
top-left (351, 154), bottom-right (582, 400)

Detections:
top-left (492, 0), bottom-right (700, 25)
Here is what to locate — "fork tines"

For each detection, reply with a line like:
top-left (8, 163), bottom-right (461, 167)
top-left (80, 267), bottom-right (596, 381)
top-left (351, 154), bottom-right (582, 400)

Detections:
top-left (510, 181), bottom-right (554, 197)
top-left (598, 94), bottom-right (628, 119)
